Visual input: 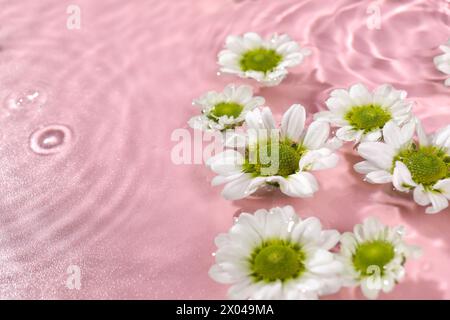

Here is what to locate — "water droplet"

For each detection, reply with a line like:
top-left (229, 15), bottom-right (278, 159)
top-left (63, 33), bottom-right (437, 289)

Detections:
top-left (29, 124), bottom-right (72, 155)
top-left (211, 252), bottom-right (216, 257)
top-left (216, 72), bottom-right (221, 76)
top-left (396, 227), bottom-right (405, 236)
top-left (4, 88), bottom-right (47, 112)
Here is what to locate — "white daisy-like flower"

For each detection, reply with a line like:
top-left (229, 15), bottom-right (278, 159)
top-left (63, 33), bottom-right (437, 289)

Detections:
top-left (433, 39), bottom-right (450, 86)
top-left (355, 119), bottom-right (450, 214)
top-left (314, 83), bottom-right (414, 143)
top-left (207, 104), bottom-right (341, 200)
top-left (218, 32), bottom-right (311, 86)
top-left (209, 205), bottom-right (343, 300)
top-left (339, 217), bottom-right (421, 300)
top-left (188, 84), bottom-right (265, 131)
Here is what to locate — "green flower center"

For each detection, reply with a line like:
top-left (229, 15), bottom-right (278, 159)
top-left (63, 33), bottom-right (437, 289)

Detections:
top-left (209, 102), bottom-right (244, 119)
top-left (352, 240), bottom-right (395, 277)
top-left (394, 146), bottom-right (450, 186)
top-left (240, 48), bottom-right (282, 73)
top-left (344, 105), bottom-right (392, 133)
top-left (250, 239), bottom-right (306, 283)
top-left (242, 140), bottom-right (306, 177)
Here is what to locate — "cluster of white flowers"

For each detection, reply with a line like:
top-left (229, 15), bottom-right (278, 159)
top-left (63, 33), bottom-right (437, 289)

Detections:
top-left (210, 206), bottom-right (421, 300)
top-left (185, 32), bottom-right (450, 300)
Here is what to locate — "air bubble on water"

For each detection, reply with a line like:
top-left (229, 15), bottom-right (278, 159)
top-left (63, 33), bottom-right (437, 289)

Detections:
top-left (4, 89), bottom-right (47, 112)
top-left (29, 124), bottom-right (72, 155)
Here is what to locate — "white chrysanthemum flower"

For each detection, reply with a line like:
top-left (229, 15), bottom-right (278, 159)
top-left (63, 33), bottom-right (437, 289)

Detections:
top-left (339, 217), bottom-right (421, 300)
top-left (209, 205), bottom-right (343, 300)
top-left (314, 83), bottom-right (414, 143)
top-left (207, 104), bottom-right (341, 200)
top-left (433, 39), bottom-right (450, 86)
top-left (188, 84), bottom-right (265, 131)
top-left (355, 119), bottom-right (450, 214)
top-left (218, 32), bottom-right (311, 86)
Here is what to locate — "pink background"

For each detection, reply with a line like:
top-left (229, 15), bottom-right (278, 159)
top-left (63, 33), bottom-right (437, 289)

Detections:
top-left (0, 0), bottom-right (449, 299)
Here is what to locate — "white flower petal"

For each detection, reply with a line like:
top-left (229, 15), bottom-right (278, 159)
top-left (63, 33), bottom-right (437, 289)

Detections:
top-left (228, 280), bottom-right (256, 299)
top-left (225, 35), bottom-right (246, 54)
top-left (243, 32), bottom-right (263, 49)
top-left (382, 121), bottom-right (403, 149)
top-left (318, 230), bottom-right (341, 250)
top-left (299, 148), bottom-right (338, 171)
top-left (245, 108), bottom-right (265, 130)
top-left (366, 170), bottom-right (392, 184)
top-left (354, 161), bottom-right (380, 174)
top-left (323, 137), bottom-right (343, 151)
top-left (361, 279), bottom-right (380, 300)
top-left (433, 179), bottom-right (450, 199)
top-left (426, 192), bottom-right (449, 214)
top-left (290, 217), bottom-right (322, 244)
top-left (413, 185), bottom-right (431, 206)
top-left (211, 173), bottom-right (244, 186)
top-left (392, 161), bottom-right (416, 192)
top-left (363, 130), bottom-right (382, 142)
top-left (432, 125), bottom-right (450, 150)
top-left (281, 104), bottom-right (306, 142)
top-left (221, 174), bottom-right (254, 200)
top-left (314, 111), bottom-right (349, 126)
top-left (336, 126), bottom-right (362, 142)
top-left (362, 217), bottom-right (384, 240)
top-left (357, 142), bottom-right (395, 170)
top-left (281, 172), bottom-right (319, 197)
top-left (415, 118), bottom-right (430, 146)
top-left (340, 233), bottom-right (358, 256)
top-left (209, 264), bottom-right (238, 284)
top-left (188, 115), bottom-right (210, 131)
top-left (349, 83), bottom-right (372, 106)
top-left (208, 150), bottom-right (244, 175)
top-left (303, 121), bottom-right (330, 150)
top-left (399, 120), bottom-right (416, 145)
top-left (261, 107), bottom-right (276, 130)
top-left (251, 281), bottom-right (283, 300)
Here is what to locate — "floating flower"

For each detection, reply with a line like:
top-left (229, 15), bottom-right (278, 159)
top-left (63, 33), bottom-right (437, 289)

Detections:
top-left (207, 104), bottom-right (341, 200)
top-left (209, 206), bottom-right (343, 300)
top-left (188, 84), bottom-right (265, 131)
top-left (339, 217), bottom-right (421, 300)
top-left (314, 83), bottom-right (414, 143)
top-left (434, 39), bottom-right (450, 86)
top-left (355, 120), bottom-right (450, 214)
top-left (218, 32), bottom-right (311, 86)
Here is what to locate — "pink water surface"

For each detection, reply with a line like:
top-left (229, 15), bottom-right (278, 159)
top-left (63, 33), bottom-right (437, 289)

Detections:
top-left (0, 0), bottom-right (449, 299)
